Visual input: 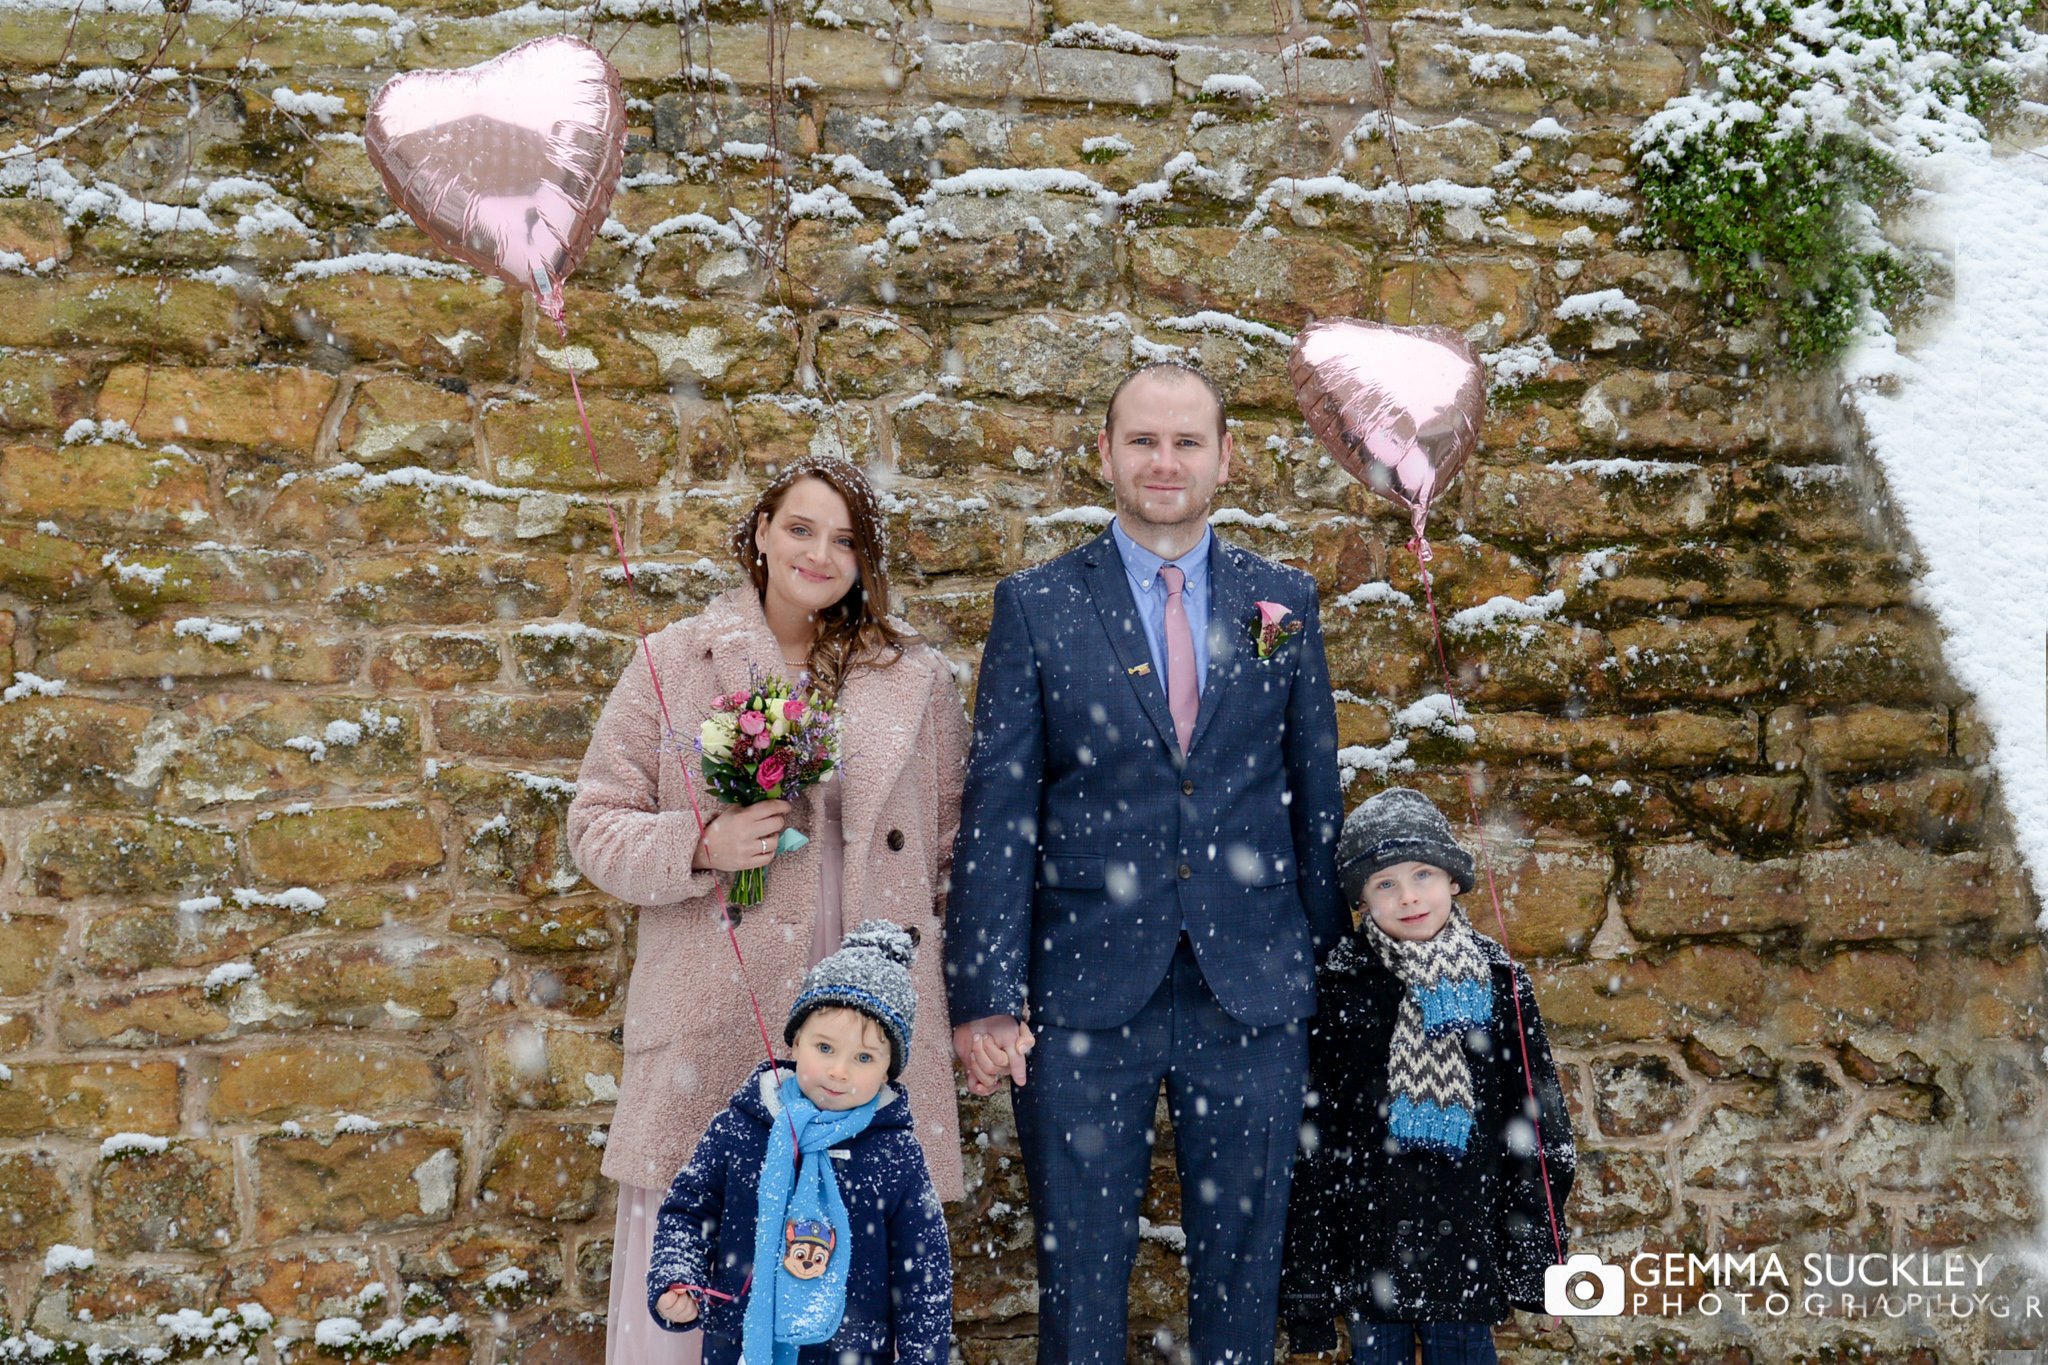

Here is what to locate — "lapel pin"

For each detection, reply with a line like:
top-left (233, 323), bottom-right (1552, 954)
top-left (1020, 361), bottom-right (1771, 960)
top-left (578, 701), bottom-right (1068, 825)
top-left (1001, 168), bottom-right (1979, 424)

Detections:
top-left (1126, 662), bottom-right (1152, 677)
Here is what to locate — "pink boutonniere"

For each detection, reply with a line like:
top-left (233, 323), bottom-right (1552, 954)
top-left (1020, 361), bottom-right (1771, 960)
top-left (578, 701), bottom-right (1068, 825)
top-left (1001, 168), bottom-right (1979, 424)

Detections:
top-left (1251, 600), bottom-right (1303, 660)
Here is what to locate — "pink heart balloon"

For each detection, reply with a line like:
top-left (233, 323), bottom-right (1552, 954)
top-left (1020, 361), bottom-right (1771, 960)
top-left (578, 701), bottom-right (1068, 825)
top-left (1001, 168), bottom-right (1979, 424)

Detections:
top-left (365, 34), bottom-right (627, 324)
top-left (1287, 319), bottom-right (1486, 543)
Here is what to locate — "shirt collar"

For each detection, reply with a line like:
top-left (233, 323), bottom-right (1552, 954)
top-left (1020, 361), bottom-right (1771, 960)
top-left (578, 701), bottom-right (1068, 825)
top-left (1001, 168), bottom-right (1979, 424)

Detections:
top-left (1110, 518), bottom-right (1213, 594)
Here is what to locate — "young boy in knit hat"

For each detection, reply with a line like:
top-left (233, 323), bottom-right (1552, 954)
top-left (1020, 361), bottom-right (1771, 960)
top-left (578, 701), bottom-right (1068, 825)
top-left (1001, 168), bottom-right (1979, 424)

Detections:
top-left (647, 921), bottom-right (952, 1365)
top-left (1280, 788), bottom-right (1577, 1364)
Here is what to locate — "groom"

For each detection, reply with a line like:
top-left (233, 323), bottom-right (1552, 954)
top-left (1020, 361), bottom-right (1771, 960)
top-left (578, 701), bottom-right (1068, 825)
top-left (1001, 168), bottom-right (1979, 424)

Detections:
top-left (946, 362), bottom-right (1348, 1365)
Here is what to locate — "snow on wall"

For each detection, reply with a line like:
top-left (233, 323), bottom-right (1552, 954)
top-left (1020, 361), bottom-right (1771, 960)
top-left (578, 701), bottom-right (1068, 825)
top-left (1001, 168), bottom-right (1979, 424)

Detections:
top-left (1849, 142), bottom-right (2048, 901)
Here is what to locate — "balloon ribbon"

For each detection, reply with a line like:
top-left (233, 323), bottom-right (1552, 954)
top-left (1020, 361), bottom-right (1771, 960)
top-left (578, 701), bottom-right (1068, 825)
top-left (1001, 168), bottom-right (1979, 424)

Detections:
top-left (1403, 519), bottom-right (1566, 1277)
top-left (543, 280), bottom-right (797, 1161)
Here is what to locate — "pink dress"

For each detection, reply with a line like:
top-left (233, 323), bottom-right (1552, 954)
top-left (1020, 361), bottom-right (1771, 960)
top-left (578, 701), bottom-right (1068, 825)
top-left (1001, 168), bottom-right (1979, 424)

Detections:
top-left (606, 773), bottom-right (844, 1365)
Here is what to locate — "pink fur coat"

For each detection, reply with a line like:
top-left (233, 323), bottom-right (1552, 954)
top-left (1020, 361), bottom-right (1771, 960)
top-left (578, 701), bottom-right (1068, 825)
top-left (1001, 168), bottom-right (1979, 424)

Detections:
top-left (567, 587), bottom-right (970, 1200)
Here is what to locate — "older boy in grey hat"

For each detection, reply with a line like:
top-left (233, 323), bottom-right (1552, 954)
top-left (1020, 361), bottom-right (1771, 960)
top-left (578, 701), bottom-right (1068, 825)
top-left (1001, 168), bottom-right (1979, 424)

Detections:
top-left (1282, 788), bottom-right (1576, 1364)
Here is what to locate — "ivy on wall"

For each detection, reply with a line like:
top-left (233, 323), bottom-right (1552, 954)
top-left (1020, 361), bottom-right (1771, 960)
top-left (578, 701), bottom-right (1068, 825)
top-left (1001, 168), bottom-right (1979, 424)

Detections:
top-left (1632, 0), bottom-right (2042, 363)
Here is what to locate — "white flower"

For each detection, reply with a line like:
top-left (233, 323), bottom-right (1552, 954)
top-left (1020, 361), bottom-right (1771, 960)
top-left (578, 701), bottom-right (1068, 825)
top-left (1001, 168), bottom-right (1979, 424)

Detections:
top-left (699, 715), bottom-right (737, 760)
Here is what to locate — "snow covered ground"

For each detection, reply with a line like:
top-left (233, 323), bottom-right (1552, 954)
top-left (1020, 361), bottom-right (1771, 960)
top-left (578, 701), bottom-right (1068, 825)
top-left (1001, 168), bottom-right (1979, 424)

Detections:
top-left (1849, 138), bottom-right (2048, 909)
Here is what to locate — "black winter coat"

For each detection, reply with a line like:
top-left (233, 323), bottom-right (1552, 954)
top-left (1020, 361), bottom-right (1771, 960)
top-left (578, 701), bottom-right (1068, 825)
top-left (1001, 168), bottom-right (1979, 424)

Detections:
top-left (647, 1059), bottom-right (953, 1365)
top-left (1280, 926), bottom-right (1575, 1345)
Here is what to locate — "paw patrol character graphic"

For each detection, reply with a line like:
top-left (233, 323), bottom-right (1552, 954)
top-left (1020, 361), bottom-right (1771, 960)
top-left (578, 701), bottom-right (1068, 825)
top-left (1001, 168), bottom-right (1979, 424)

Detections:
top-left (783, 1219), bottom-right (835, 1280)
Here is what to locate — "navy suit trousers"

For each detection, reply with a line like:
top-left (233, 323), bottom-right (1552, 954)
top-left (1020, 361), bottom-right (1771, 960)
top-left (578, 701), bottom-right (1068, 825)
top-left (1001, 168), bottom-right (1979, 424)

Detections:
top-left (1349, 1321), bottom-right (1499, 1365)
top-left (1013, 938), bottom-right (1308, 1365)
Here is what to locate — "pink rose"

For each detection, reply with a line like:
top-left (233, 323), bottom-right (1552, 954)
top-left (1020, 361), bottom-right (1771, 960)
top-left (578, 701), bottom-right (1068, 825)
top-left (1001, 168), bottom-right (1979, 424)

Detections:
top-left (783, 698), bottom-right (807, 721)
top-left (757, 754), bottom-right (788, 790)
top-left (754, 732), bottom-right (771, 750)
top-left (729, 690), bottom-right (750, 708)
top-left (1255, 600), bottom-right (1290, 628)
top-left (738, 710), bottom-right (766, 736)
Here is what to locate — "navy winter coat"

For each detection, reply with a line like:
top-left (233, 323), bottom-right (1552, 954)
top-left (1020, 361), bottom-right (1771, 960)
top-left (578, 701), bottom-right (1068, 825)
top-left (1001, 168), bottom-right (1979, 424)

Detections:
top-left (646, 1059), bottom-right (953, 1365)
top-left (1280, 927), bottom-right (1576, 1344)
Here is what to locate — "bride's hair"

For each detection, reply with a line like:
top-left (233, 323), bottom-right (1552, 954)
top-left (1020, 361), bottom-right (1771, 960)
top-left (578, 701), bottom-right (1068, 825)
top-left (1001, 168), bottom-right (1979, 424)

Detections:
top-left (729, 456), bottom-right (909, 699)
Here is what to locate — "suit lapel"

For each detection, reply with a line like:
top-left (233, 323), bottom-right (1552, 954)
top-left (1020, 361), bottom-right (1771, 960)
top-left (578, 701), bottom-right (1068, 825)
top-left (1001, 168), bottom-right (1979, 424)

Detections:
top-left (1080, 531), bottom-right (1182, 761)
top-left (1186, 536), bottom-right (1255, 759)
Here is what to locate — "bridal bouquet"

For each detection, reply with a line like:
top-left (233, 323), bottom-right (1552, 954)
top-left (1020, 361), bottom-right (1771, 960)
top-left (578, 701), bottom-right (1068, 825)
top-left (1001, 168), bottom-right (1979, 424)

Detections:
top-left (698, 675), bottom-right (839, 907)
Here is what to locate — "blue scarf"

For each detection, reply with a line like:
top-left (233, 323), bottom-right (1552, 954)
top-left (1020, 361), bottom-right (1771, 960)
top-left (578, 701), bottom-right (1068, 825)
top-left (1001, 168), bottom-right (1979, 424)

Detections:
top-left (743, 1072), bottom-right (882, 1365)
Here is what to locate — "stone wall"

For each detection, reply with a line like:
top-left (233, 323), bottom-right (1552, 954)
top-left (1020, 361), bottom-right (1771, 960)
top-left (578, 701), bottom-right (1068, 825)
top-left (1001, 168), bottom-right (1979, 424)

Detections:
top-left (0, 0), bottom-right (2041, 1359)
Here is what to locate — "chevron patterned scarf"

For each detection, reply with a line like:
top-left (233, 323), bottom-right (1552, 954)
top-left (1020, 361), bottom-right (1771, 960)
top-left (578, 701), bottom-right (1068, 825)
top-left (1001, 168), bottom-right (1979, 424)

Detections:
top-left (1363, 903), bottom-right (1493, 1157)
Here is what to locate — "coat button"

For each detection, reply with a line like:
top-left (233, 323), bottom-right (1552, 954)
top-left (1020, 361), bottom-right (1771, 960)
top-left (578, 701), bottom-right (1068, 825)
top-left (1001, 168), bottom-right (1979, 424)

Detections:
top-left (1181, 780), bottom-right (1195, 796)
top-left (1178, 864), bottom-right (1192, 880)
top-left (886, 829), bottom-right (905, 851)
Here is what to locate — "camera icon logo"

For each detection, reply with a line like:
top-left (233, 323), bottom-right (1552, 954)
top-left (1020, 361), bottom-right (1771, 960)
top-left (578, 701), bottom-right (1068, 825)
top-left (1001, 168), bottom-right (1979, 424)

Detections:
top-left (1544, 1254), bottom-right (1624, 1316)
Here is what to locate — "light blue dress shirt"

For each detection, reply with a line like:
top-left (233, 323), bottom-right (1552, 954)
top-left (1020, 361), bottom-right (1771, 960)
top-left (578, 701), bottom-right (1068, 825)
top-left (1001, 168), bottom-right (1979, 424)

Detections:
top-left (1110, 518), bottom-right (1212, 701)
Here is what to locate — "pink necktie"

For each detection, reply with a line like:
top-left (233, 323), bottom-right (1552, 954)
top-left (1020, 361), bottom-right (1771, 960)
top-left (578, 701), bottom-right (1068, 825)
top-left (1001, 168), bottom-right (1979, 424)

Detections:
top-left (1160, 564), bottom-right (1198, 755)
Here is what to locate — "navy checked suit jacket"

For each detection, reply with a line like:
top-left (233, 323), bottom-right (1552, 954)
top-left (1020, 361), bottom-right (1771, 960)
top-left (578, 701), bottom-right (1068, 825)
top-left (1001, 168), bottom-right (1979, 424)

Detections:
top-left (944, 528), bottom-right (1349, 1032)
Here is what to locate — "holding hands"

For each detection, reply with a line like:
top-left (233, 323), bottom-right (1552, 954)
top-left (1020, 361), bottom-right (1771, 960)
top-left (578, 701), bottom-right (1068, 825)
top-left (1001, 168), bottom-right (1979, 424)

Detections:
top-left (691, 800), bottom-right (793, 873)
top-left (952, 1014), bottom-right (1035, 1096)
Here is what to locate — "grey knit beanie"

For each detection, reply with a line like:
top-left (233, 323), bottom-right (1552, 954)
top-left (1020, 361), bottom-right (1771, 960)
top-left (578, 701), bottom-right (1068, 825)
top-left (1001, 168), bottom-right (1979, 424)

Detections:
top-left (1336, 787), bottom-right (1475, 907)
top-left (785, 920), bottom-right (918, 1079)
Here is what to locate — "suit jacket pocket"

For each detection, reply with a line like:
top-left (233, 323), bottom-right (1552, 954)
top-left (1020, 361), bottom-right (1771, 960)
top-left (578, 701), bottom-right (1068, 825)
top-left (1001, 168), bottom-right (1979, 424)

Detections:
top-left (1234, 853), bottom-right (1297, 888)
top-left (1037, 854), bottom-right (1105, 890)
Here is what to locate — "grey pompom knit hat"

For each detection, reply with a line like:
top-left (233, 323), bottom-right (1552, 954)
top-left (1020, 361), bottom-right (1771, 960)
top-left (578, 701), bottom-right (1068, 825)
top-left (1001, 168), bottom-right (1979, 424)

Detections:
top-left (1336, 787), bottom-right (1476, 907)
top-left (785, 920), bottom-right (918, 1079)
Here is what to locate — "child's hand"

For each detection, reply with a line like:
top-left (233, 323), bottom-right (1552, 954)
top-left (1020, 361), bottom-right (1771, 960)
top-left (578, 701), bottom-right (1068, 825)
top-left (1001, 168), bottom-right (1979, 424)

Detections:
top-left (988, 1019), bottom-right (1034, 1083)
top-left (969, 1032), bottom-right (1008, 1094)
top-left (954, 1015), bottom-right (1033, 1095)
top-left (656, 1287), bottom-right (700, 1324)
